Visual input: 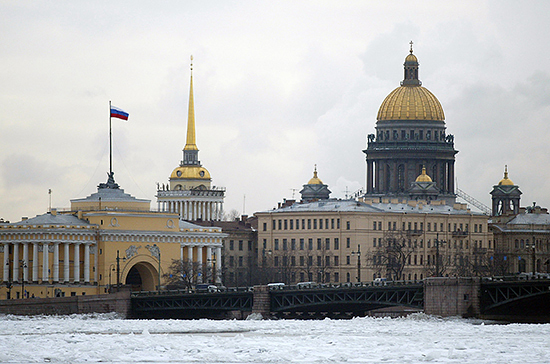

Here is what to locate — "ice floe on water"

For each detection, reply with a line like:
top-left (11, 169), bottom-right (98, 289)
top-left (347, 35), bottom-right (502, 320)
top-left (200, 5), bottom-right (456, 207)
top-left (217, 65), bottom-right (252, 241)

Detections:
top-left (0, 313), bottom-right (549, 363)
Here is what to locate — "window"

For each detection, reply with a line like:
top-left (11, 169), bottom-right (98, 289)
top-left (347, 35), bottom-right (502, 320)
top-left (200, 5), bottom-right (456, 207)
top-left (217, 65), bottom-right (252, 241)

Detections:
top-left (373, 238), bottom-right (377, 247)
top-left (334, 256), bottom-right (339, 266)
top-left (334, 238), bottom-right (339, 250)
top-left (274, 256), bottom-right (279, 266)
top-left (296, 219), bottom-right (300, 230)
top-left (388, 221), bottom-right (392, 230)
top-left (378, 222), bottom-right (382, 230)
top-left (346, 237), bottom-right (350, 248)
top-left (284, 219), bottom-right (287, 230)
top-left (291, 239), bottom-right (296, 250)
top-left (229, 240), bottom-right (234, 251)
top-left (346, 221), bottom-right (350, 230)
top-left (331, 219), bottom-right (335, 229)
top-left (283, 256), bottom-right (288, 266)
top-left (326, 219), bottom-right (329, 229)
top-left (302, 219), bottom-right (305, 229)
top-left (347, 272), bottom-right (351, 282)
top-left (317, 238), bottom-right (322, 250)
top-left (248, 241), bottom-right (252, 251)
top-left (238, 256), bottom-right (243, 267)
top-left (263, 222), bottom-right (267, 231)
top-left (319, 219), bottom-right (323, 229)
top-left (274, 239), bottom-right (279, 250)
top-left (283, 239), bottom-right (287, 251)
top-left (278, 220), bottom-right (282, 230)
top-left (290, 219), bottom-right (293, 230)
top-left (427, 223), bottom-right (431, 232)
top-left (229, 256), bottom-right (234, 267)
top-left (263, 239), bottom-right (267, 249)
top-left (325, 256), bottom-right (331, 267)
top-left (346, 256), bottom-right (350, 265)
top-left (313, 219), bottom-right (317, 229)
top-left (308, 256), bottom-right (313, 266)
top-left (238, 240), bottom-right (243, 251)
top-left (317, 256), bottom-right (322, 266)
top-left (373, 221), bottom-right (377, 230)
top-left (300, 238), bottom-right (304, 250)
top-left (272, 220), bottom-right (276, 230)
top-left (326, 238), bottom-right (330, 250)
top-left (308, 238), bottom-right (313, 250)
top-left (291, 256), bottom-right (296, 266)
top-left (308, 219), bottom-right (311, 229)
top-left (299, 256), bottom-right (304, 266)
top-left (334, 272), bottom-right (339, 283)
top-left (337, 219), bottom-right (340, 229)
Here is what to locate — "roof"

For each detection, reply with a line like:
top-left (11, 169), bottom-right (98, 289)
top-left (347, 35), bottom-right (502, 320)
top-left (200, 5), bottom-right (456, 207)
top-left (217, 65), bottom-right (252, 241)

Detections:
top-left (10, 212), bottom-right (92, 227)
top-left (258, 199), bottom-right (482, 216)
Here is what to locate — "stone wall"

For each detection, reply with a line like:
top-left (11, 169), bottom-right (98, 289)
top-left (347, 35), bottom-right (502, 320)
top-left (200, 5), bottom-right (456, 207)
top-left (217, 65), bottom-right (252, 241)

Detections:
top-left (0, 291), bottom-right (131, 318)
top-left (251, 285), bottom-right (270, 318)
top-left (424, 277), bottom-right (480, 317)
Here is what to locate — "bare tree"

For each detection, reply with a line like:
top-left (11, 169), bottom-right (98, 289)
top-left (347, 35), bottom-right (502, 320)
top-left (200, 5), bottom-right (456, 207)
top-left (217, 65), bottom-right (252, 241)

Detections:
top-left (371, 230), bottom-right (415, 280)
top-left (163, 259), bottom-right (202, 290)
top-left (223, 209), bottom-right (240, 222)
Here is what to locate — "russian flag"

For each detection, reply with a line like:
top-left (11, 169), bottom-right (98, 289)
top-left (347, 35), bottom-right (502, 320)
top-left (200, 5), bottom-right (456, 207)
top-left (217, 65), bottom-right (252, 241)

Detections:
top-left (110, 106), bottom-right (129, 121)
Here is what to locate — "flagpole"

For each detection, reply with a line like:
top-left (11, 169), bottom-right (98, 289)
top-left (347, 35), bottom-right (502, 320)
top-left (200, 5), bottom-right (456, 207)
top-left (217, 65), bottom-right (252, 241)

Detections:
top-left (109, 100), bottom-right (113, 177)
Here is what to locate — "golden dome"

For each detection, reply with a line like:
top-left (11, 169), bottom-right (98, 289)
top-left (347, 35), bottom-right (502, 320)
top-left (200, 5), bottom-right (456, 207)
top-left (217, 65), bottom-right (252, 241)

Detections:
top-left (377, 85), bottom-right (445, 121)
top-left (498, 166), bottom-right (514, 186)
top-left (307, 166), bottom-right (323, 185)
top-left (415, 167), bottom-right (432, 182)
top-left (405, 53), bottom-right (418, 63)
top-left (170, 166), bottom-right (211, 180)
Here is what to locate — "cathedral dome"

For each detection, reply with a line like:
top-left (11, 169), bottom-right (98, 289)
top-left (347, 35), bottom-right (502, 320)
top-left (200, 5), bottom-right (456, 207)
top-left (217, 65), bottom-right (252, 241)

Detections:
top-left (377, 45), bottom-right (445, 122)
top-left (377, 85), bottom-right (445, 121)
top-left (170, 166), bottom-right (211, 180)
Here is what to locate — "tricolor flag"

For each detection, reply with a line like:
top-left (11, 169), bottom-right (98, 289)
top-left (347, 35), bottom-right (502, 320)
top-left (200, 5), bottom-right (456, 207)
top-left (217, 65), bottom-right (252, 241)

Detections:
top-left (110, 106), bottom-right (129, 121)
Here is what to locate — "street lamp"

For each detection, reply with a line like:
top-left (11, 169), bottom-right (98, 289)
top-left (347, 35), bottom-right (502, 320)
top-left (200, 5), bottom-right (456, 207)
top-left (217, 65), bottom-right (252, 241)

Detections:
top-left (528, 240), bottom-right (536, 275)
top-left (20, 260), bottom-right (27, 299)
top-left (108, 264), bottom-right (115, 293)
top-left (434, 233), bottom-right (446, 277)
top-left (5, 260), bottom-right (12, 299)
top-left (153, 244), bottom-right (161, 292)
top-left (116, 250), bottom-right (121, 291)
top-left (351, 244), bottom-right (361, 283)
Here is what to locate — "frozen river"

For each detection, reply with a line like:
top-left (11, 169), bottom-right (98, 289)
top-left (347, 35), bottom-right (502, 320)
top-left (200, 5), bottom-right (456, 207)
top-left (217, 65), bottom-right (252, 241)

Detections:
top-left (0, 313), bottom-right (549, 363)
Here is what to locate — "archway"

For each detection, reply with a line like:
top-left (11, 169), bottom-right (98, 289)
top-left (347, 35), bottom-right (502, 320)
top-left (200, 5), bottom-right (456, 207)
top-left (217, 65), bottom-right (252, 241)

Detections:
top-left (125, 262), bottom-right (158, 292)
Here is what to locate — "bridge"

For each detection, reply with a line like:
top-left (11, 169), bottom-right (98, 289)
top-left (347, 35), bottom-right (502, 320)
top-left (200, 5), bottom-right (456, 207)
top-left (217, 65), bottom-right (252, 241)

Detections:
top-left (128, 277), bottom-right (550, 321)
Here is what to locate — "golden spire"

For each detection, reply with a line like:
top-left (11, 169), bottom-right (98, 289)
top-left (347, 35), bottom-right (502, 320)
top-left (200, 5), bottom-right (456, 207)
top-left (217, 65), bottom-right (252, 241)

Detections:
top-left (184, 55), bottom-right (198, 151)
top-left (409, 40), bottom-right (413, 54)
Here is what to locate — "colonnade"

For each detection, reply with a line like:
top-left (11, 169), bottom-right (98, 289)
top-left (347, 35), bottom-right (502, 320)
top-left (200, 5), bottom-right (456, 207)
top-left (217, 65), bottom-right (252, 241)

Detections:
top-left (2, 241), bottom-right (93, 284)
top-left (180, 244), bottom-right (222, 284)
top-left (159, 200), bottom-right (223, 221)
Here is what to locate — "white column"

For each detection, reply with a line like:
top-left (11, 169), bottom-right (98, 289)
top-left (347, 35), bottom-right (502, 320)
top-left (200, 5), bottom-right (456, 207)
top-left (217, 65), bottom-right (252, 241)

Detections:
top-left (215, 246), bottom-right (222, 284)
top-left (193, 201), bottom-right (197, 221)
top-left (32, 243), bottom-right (39, 282)
top-left (53, 243), bottom-right (59, 282)
top-left (42, 243), bottom-right (49, 282)
top-left (187, 245), bottom-right (194, 284)
top-left (64, 243), bottom-right (70, 283)
top-left (196, 245), bottom-right (203, 283)
top-left (3, 243), bottom-right (9, 282)
top-left (206, 246), bottom-right (212, 283)
top-left (84, 243), bottom-right (90, 283)
top-left (74, 243), bottom-right (80, 283)
top-left (12, 243), bottom-right (19, 282)
top-left (22, 243), bottom-right (29, 282)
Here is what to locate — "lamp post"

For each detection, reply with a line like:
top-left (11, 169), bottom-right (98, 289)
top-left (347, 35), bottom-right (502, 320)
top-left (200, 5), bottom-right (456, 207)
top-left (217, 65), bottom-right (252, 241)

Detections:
top-left (153, 244), bottom-right (161, 292)
top-left (434, 233), bottom-right (446, 277)
top-left (529, 241), bottom-right (536, 275)
top-left (351, 244), bottom-right (361, 283)
top-left (20, 260), bottom-right (27, 299)
top-left (116, 250), bottom-right (121, 291)
top-left (108, 264), bottom-right (115, 293)
top-left (5, 260), bottom-right (12, 299)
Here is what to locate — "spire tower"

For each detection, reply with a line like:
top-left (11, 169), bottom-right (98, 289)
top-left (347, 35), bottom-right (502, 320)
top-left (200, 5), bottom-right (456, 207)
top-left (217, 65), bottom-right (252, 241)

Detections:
top-left (182, 55), bottom-right (200, 166)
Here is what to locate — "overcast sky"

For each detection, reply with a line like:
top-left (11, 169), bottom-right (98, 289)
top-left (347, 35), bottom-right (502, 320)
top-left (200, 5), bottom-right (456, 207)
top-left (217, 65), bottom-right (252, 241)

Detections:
top-left (2, 1), bottom-right (550, 222)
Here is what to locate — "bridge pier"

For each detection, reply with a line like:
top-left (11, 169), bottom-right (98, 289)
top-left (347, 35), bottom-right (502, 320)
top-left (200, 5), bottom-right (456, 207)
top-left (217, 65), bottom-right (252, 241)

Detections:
top-left (251, 285), bottom-right (270, 318)
top-left (424, 277), bottom-right (480, 318)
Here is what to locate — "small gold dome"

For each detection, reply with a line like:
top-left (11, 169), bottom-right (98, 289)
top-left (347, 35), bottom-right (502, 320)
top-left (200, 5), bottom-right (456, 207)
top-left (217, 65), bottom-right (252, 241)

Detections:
top-left (170, 166), bottom-right (211, 180)
top-left (405, 53), bottom-right (418, 63)
top-left (377, 85), bottom-right (445, 121)
top-left (308, 166), bottom-right (323, 185)
top-left (415, 167), bottom-right (432, 182)
top-left (498, 166), bottom-right (514, 186)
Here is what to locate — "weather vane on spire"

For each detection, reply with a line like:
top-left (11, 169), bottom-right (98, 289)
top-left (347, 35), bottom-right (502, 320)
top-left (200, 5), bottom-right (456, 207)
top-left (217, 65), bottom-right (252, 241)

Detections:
top-left (190, 55), bottom-right (193, 71)
top-left (409, 40), bottom-right (414, 53)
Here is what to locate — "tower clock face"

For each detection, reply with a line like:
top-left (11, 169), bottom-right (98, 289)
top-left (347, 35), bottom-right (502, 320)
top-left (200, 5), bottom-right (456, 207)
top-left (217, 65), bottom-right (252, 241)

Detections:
top-left (199, 171), bottom-right (205, 177)
top-left (176, 170), bottom-right (182, 177)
